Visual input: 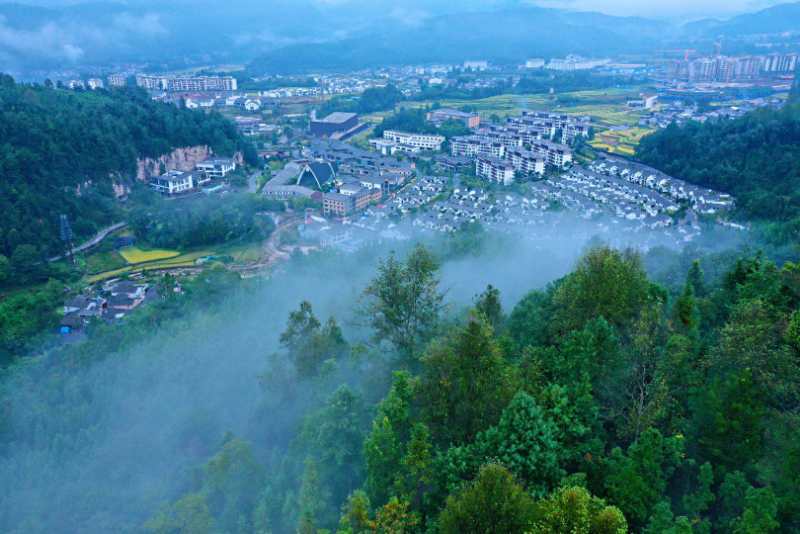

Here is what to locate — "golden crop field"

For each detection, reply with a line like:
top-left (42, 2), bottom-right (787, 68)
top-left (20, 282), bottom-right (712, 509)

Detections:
top-left (119, 247), bottom-right (181, 265)
top-left (590, 127), bottom-right (654, 156)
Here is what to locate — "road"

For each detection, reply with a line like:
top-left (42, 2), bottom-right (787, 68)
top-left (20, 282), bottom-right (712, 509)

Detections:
top-left (48, 222), bottom-right (128, 262)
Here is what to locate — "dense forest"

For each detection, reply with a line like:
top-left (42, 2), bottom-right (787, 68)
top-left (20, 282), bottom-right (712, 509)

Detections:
top-left (1, 237), bottom-right (798, 533)
top-left (636, 104), bottom-right (800, 244)
top-left (0, 75), bottom-right (255, 266)
top-left (129, 194), bottom-right (277, 250)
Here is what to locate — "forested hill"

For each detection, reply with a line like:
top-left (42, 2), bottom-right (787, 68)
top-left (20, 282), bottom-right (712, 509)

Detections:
top-left (636, 104), bottom-right (800, 243)
top-left (0, 74), bottom-right (252, 260)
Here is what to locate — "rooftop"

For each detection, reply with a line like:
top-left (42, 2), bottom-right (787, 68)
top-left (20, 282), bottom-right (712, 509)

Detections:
top-left (318, 112), bottom-right (358, 124)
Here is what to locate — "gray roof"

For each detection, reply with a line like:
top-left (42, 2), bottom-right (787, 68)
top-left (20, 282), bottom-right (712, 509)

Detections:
top-left (320, 112), bottom-right (357, 124)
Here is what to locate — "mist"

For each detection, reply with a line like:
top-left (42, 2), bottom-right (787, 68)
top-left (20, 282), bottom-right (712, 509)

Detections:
top-left (0, 215), bottom-right (747, 533)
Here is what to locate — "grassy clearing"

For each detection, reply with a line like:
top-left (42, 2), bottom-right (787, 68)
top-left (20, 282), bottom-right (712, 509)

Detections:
top-left (119, 247), bottom-right (180, 265)
top-left (84, 250), bottom-right (127, 274)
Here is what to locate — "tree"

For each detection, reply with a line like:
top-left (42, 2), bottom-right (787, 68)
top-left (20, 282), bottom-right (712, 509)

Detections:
top-left (602, 428), bottom-right (684, 529)
top-left (362, 245), bottom-right (444, 363)
top-left (338, 490), bottom-right (374, 534)
top-left (550, 247), bottom-right (656, 337)
top-left (418, 315), bottom-right (517, 445)
top-left (438, 464), bottom-right (535, 534)
top-left (364, 372), bottom-right (415, 506)
top-left (734, 487), bottom-right (779, 534)
top-left (10, 244), bottom-right (46, 284)
top-left (0, 254), bottom-right (10, 286)
top-left (475, 284), bottom-right (503, 332)
top-left (373, 497), bottom-right (420, 533)
top-left (476, 391), bottom-right (564, 496)
top-left (281, 301), bottom-right (348, 378)
top-left (532, 485), bottom-right (627, 534)
top-left (146, 494), bottom-right (216, 534)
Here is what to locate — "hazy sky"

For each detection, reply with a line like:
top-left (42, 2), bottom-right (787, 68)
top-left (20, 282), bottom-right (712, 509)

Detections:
top-left (6, 0), bottom-right (790, 19)
top-left (531, 0), bottom-right (787, 19)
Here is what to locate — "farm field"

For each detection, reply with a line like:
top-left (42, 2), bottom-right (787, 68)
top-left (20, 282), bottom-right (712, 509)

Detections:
top-left (399, 87), bottom-right (647, 121)
top-left (87, 250), bottom-right (213, 283)
top-left (119, 247), bottom-right (180, 264)
top-left (590, 127), bottom-right (654, 156)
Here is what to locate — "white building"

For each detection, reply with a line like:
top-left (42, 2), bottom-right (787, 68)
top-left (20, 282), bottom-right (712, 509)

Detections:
top-left (509, 150), bottom-right (546, 176)
top-left (196, 158), bottom-right (236, 179)
top-left (150, 170), bottom-right (196, 195)
top-left (243, 99), bottom-right (261, 111)
top-left (136, 74), bottom-right (237, 92)
top-left (107, 74), bottom-right (127, 87)
top-left (383, 130), bottom-right (445, 151)
top-left (476, 156), bottom-right (515, 185)
top-left (524, 58), bottom-right (546, 69)
top-left (546, 55), bottom-right (610, 71)
top-left (531, 140), bottom-right (573, 169)
top-left (87, 78), bottom-right (104, 90)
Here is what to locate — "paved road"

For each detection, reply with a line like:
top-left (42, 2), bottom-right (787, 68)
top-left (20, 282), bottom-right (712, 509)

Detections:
top-left (48, 222), bottom-right (128, 262)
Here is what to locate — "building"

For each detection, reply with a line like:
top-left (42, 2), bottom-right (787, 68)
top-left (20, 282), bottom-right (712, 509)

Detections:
top-left (149, 170), bottom-right (196, 195)
top-left (243, 99), bottom-right (261, 111)
top-left (196, 158), bottom-right (236, 179)
top-left (323, 191), bottom-right (355, 217)
top-left (547, 55), bottom-right (610, 71)
top-left (369, 138), bottom-right (398, 156)
top-left (87, 78), bottom-right (104, 90)
top-left (383, 130), bottom-right (445, 151)
top-left (509, 150), bottom-right (546, 176)
top-left (524, 58), bottom-right (546, 69)
top-left (310, 112), bottom-right (359, 137)
top-left (135, 74), bottom-right (237, 92)
top-left (107, 74), bottom-right (127, 87)
top-left (297, 161), bottom-right (336, 190)
top-left (476, 156), bottom-right (515, 185)
top-left (427, 108), bottom-right (481, 128)
top-left (531, 140), bottom-right (572, 169)
top-left (463, 60), bottom-right (489, 71)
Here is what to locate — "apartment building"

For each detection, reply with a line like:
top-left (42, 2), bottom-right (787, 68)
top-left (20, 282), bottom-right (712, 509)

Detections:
top-left (476, 156), bottom-right (515, 186)
top-left (136, 74), bottom-right (237, 92)
top-left (509, 150), bottom-right (546, 176)
top-left (383, 130), bottom-right (445, 151)
top-left (531, 140), bottom-right (573, 169)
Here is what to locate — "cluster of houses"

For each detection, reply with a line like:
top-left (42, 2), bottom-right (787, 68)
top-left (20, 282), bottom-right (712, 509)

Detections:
top-left (149, 157), bottom-right (237, 196)
top-left (588, 158), bottom-right (734, 215)
top-left (60, 279), bottom-right (160, 335)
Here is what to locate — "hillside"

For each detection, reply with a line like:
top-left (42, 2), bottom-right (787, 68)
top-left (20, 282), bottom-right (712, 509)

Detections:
top-left (0, 75), bottom-right (252, 267)
top-left (636, 103), bottom-right (800, 243)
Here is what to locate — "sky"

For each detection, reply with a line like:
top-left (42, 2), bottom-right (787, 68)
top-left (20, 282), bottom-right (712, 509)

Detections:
top-left (529, 0), bottom-right (788, 19)
top-left (3, 0), bottom-right (791, 19)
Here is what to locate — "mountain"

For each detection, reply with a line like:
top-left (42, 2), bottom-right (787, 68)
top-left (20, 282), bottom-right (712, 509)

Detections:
top-left (248, 7), bottom-right (670, 74)
top-left (681, 2), bottom-right (800, 37)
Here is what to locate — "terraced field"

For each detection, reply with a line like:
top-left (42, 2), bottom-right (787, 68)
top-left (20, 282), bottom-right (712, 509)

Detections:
top-left (87, 250), bottom-right (213, 283)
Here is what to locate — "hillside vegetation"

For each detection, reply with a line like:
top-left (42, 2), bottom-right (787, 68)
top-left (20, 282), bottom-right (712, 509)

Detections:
top-left (2, 243), bottom-right (799, 532)
top-left (637, 104), bottom-right (800, 243)
top-left (0, 75), bottom-right (253, 272)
